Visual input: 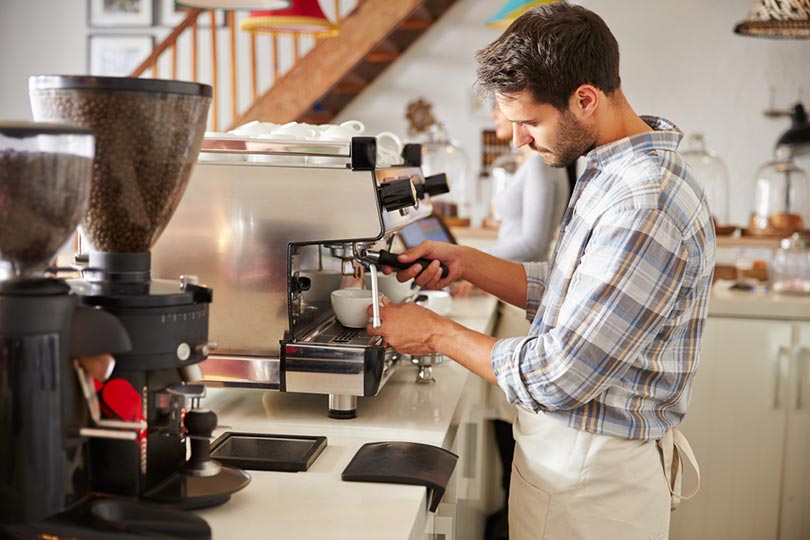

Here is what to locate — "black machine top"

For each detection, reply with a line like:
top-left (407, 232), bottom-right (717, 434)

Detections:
top-left (30, 75), bottom-right (213, 98)
top-left (76, 279), bottom-right (211, 309)
top-left (0, 277), bottom-right (71, 296)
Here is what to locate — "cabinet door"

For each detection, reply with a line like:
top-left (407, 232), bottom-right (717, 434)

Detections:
top-left (670, 318), bottom-right (790, 540)
top-left (780, 323), bottom-right (810, 540)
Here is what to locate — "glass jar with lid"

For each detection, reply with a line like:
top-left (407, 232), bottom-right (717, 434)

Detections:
top-left (747, 145), bottom-right (810, 237)
top-left (418, 124), bottom-right (471, 222)
top-left (771, 232), bottom-right (810, 294)
top-left (681, 133), bottom-right (731, 228)
top-left (487, 147), bottom-right (525, 226)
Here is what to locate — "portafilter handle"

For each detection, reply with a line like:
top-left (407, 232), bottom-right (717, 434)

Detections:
top-left (362, 249), bottom-right (449, 279)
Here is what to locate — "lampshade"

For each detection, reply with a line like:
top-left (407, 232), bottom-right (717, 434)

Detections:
top-left (734, 0), bottom-right (810, 38)
top-left (486, 0), bottom-right (563, 29)
top-left (177, 0), bottom-right (290, 9)
top-left (240, 0), bottom-right (339, 36)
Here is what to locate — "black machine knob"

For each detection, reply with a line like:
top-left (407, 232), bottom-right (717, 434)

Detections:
top-left (415, 173), bottom-right (450, 200)
top-left (182, 409), bottom-right (222, 478)
top-left (378, 177), bottom-right (417, 212)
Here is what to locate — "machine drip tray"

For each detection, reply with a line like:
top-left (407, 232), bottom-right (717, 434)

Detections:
top-left (210, 432), bottom-right (327, 472)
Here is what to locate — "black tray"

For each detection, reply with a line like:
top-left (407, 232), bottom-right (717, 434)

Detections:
top-left (209, 432), bottom-right (327, 472)
top-left (341, 441), bottom-right (458, 512)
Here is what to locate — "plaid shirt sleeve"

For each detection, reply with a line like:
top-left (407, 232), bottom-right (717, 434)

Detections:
top-left (492, 207), bottom-right (689, 412)
top-left (522, 261), bottom-right (548, 321)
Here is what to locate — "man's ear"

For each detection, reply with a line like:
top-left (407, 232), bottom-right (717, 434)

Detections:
top-left (568, 84), bottom-right (599, 119)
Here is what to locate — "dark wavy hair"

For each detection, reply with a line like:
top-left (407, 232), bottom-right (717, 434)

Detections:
top-left (476, 3), bottom-right (621, 110)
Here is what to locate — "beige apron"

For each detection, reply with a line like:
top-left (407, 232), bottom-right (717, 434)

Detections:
top-left (508, 406), bottom-right (700, 540)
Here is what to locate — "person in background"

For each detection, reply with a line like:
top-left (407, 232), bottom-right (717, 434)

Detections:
top-left (452, 106), bottom-right (569, 301)
top-left (487, 105), bottom-right (569, 263)
top-left (369, 3), bottom-right (715, 539)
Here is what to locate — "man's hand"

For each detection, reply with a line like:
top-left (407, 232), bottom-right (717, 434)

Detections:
top-left (366, 296), bottom-right (448, 355)
top-left (382, 241), bottom-right (466, 290)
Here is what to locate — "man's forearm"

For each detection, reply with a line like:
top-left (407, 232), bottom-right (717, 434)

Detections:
top-left (429, 318), bottom-right (499, 384)
top-left (460, 247), bottom-right (528, 308)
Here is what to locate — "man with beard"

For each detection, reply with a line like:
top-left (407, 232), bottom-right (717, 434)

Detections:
top-left (367, 3), bottom-right (715, 539)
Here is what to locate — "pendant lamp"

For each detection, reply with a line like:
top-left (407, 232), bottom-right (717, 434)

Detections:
top-left (734, 0), bottom-right (810, 38)
top-left (177, 0), bottom-right (290, 9)
top-left (240, 0), bottom-right (339, 37)
top-left (486, 0), bottom-right (563, 29)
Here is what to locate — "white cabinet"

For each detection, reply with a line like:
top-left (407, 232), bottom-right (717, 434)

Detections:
top-left (670, 317), bottom-right (810, 540)
top-left (780, 323), bottom-right (810, 540)
top-left (424, 373), bottom-right (491, 540)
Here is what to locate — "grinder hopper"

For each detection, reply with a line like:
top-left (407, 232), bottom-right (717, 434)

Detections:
top-left (28, 76), bottom-right (212, 260)
top-left (0, 123), bottom-right (94, 276)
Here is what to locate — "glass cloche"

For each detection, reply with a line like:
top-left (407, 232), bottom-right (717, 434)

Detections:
top-left (418, 123), bottom-right (471, 222)
top-left (487, 147), bottom-right (525, 226)
top-left (747, 145), bottom-right (810, 237)
top-left (681, 133), bottom-right (731, 229)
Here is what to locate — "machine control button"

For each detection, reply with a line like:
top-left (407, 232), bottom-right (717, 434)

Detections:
top-left (177, 342), bottom-right (191, 361)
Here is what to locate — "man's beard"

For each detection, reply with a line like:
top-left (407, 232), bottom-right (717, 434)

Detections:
top-left (533, 110), bottom-right (596, 168)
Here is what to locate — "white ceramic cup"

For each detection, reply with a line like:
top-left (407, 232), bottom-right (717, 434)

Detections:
top-left (416, 290), bottom-right (452, 316)
top-left (375, 131), bottom-right (403, 165)
top-left (229, 120), bottom-right (278, 137)
top-left (272, 121), bottom-right (318, 140)
top-left (331, 288), bottom-right (382, 328)
top-left (319, 120), bottom-right (366, 142)
top-left (364, 272), bottom-right (415, 304)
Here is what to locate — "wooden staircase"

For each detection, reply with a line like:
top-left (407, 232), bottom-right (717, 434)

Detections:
top-left (130, 0), bottom-right (458, 131)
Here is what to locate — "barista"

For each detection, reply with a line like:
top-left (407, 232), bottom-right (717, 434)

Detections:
top-left (368, 4), bottom-right (714, 539)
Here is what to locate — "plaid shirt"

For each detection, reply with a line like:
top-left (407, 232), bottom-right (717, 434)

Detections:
top-left (491, 117), bottom-right (716, 440)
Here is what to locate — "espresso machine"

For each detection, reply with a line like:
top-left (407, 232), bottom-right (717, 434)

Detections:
top-left (29, 76), bottom-right (249, 508)
top-left (151, 135), bottom-right (448, 418)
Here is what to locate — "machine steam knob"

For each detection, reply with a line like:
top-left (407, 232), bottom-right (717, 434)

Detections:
top-left (379, 177), bottom-right (417, 212)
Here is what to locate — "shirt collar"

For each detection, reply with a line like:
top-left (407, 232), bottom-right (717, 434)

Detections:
top-left (584, 116), bottom-right (684, 173)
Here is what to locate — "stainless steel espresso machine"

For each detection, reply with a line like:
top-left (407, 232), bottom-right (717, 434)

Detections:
top-left (29, 75), bottom-right (249, 509)
top-left (151, 135), bottom-right (448, 418)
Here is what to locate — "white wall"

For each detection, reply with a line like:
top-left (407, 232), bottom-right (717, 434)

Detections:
top-left (337, 0), bottom-right (810, 226)
top-left (2, 0), bottom-right (809, 225)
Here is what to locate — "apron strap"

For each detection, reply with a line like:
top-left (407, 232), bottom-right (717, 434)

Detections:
top-left (657, 428), bottom-right (701, 511)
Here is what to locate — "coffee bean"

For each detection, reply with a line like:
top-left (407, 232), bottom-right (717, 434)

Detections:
top-left (0, 150), bottom-right (91, 270)
top-left (30, 89), bottom-right (210, 253)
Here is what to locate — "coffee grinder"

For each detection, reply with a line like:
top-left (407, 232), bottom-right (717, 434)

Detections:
top-left (0, 123), bottom-right (134, 530)
top-left (29, 76), bottom-right (248, 509)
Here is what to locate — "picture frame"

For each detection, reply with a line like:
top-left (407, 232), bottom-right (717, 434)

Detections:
top-left (88, 0), bottom-right (154, 27)
top-left (160, 1), bottom-right (225, 28)
top-left (88, 35), bottom-right (155, 77)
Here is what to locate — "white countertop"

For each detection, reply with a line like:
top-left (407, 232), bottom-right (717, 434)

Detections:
top-left (709, 282), bottom-right (810, 321)
top-left (194, 294), bottom-right (499, 539)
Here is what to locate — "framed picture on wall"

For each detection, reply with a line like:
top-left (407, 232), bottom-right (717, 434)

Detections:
top-left (160, 1), bottom-right (225, 28)
top-left (88, 35), bottom-right (154, 76)
top-left (88, 0), bottom-right (154, 27)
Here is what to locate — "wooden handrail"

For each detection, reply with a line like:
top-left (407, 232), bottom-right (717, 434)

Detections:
top-left (130, 8), bottom-right (203, 77)
top-left (126, 0), bottom-right (436, 131)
